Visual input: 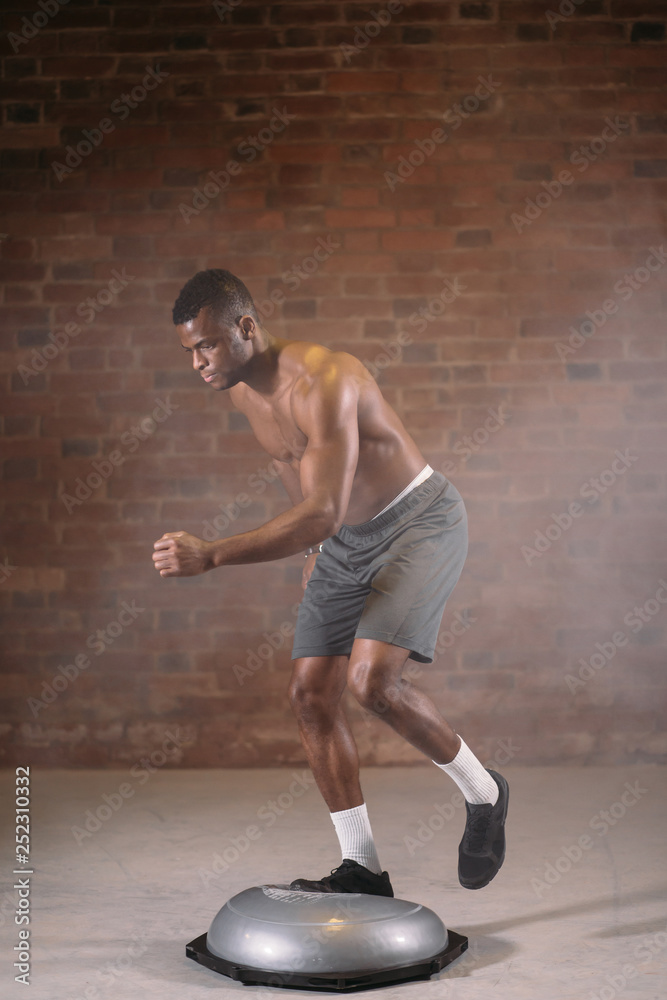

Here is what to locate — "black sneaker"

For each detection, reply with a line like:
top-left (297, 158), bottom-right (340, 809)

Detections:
top-left (458, 769), bottom-right (509, 890)
top-left (289, 859), bottom-right (394, 897)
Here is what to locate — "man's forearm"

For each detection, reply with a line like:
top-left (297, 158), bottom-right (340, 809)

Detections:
top-left (209, 499), bottom-right (335, 567)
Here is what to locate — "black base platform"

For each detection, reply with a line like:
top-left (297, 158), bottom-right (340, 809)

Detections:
top-left (186, 927), bottom-right (468, 992)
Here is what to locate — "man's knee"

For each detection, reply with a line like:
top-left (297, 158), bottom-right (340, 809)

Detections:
top-left (288, 662), bottom-right (343, 719)
top-left (288, 674), bottom-right (317, 714)
top-left (347, 661), bottom-right (398, 715)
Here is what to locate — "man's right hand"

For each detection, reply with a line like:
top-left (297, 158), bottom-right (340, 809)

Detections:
top-left (302, 553), bottom-right (318, 590)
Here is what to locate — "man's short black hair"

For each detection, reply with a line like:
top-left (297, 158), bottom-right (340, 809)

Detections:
top-left (172, 269), bottom-right (259, 327)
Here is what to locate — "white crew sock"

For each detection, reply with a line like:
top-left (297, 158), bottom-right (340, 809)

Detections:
top-left (433, 736), bottom-right (499, 806)
top-left (330, 802), bottom-right (383, 875)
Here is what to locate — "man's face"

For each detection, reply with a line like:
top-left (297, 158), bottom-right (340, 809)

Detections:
top-left (177, 306), bottom-right (252, 390)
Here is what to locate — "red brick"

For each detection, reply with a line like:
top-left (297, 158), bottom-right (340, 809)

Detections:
top-left (41, 57), bottom-right (117, 78)
top-left (0, 127), bottom-right (61, 149)
top-left (328, 71), bottom-right (399, 92)
top-left (324, 209), bottom-right (396, 229)
top-left (269, 144), bottom-right (342, 164)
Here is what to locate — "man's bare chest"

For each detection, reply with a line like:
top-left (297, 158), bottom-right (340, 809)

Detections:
top-left (239, 394), bottom-right (307, 463)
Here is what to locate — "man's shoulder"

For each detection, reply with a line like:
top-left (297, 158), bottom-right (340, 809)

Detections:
top-left (284, 339), bottom-right (369, 383)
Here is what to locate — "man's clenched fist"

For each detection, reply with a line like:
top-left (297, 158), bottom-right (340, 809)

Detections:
top-left (152, 531), bottom-right (214, 578)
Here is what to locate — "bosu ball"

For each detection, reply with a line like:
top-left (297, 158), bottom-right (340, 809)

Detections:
top-left (186, 883), bottom-right (468, 991)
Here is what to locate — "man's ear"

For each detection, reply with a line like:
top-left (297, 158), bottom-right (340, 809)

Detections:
top-left (238, 314), bottom-right (256, 340)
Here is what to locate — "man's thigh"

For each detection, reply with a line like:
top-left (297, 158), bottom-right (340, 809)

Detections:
top-left (354, 495), bottom-right (468, 663)
top-left (291, 539), bottom-right (370, 660)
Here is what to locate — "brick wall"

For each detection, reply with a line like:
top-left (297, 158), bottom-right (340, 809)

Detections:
top-left (1, 0), bottom-right (666, 769)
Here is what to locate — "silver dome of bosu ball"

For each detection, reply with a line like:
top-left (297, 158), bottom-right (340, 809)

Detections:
top-left (186, 884), bottom-right (468, 991)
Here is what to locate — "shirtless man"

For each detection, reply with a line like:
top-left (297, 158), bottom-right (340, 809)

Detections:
top-left (152, 269), bottom-right (508, 896)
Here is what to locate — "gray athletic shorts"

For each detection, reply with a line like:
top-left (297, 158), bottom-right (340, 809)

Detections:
top-left (292, 471), bottom-right (468, 663)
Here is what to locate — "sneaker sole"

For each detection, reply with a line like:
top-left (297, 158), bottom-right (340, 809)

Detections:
top-left (290, 884), bottom-right (395, 897)
top-left (459, 771), bottom-right (509, 890)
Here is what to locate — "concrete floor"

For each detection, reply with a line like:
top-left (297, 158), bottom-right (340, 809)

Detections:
top-left (1, 765), bottom-right (665, 1000)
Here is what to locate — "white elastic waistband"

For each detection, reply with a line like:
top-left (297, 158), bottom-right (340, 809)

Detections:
top-left (371, 464), bottom-right (434, 520)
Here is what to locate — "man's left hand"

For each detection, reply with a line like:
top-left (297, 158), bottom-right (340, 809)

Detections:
top-left (152, 531), bottom-right (214, 577)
